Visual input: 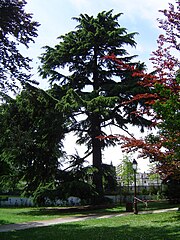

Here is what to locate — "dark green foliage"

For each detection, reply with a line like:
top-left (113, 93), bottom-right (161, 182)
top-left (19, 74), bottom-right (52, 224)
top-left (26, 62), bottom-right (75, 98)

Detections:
top-left (39, 10), bottom-right (152, 201)
top-left (54, 152), bottom-right (97, 203)
top-left (163, 178), bottom-right (180, 203)
top-left (102, 163), bottom-right (117, 194)
top-left (0, 0), bottom-right (40, 92)
top-left (0, 84), bottom-right (66, 199)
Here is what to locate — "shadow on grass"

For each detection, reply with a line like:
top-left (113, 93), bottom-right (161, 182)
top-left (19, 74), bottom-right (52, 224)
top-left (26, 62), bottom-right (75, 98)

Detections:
top-left (0, 212), bottom-right (179, 240)
top-left (152, 210), bottom-right (180, 223)
top-left (0, 220), bottom-right (12, 225)
top-left (136, 200), bottom-right (179, 211)
top-left (16, 206), bottom-right (125, 217)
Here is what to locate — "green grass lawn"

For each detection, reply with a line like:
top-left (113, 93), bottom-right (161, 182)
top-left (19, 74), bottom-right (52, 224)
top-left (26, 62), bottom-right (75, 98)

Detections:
top-left (0, 211), bottom-right (179, 240)
top-left (0, 207), bottom-right (89, 225)
top-left (0, 200), bottom-right (179, 225)
top-left (0, 205), bottom-right (128, 225)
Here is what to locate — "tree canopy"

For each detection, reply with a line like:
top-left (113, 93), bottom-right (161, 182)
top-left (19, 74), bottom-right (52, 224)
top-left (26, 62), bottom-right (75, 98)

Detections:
top-left (117, 155), bottom-right (134, 187)
top-left (112, 2), bottom-right (180, 181)
top-left (0, 0), bottom-right (39, 93)
top-left (39, 10), bottom-right (152, 202)
top-left (0, 84), bottom-right (66, 201)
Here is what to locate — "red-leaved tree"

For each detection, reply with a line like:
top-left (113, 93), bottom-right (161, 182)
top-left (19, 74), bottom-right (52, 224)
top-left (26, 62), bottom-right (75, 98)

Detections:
top-left (98, 1), bottom-right (180, 180)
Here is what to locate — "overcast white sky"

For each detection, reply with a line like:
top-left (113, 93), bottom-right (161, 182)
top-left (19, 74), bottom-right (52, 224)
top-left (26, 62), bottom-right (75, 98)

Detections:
top-left (23, 0), bottom-right (173, 171)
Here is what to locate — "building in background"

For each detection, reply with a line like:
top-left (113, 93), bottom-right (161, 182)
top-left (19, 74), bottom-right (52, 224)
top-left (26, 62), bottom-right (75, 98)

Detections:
top-left (116, 165), bottom-right (161, 185)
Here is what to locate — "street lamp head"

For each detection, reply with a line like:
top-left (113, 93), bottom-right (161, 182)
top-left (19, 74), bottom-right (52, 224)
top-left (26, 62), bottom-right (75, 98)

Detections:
top-left (132, 159), bottom-right (138, 171)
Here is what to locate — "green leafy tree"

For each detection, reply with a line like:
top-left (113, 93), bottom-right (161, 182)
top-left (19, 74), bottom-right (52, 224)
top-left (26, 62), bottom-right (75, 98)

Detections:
top-left (146, 3), bottom-right (180, 174)
top-left (0, 0), bottom-right (39, 93)
top-left (0, 84), bottom-right (66, 203)
top-left (117, 155), bottom-right (134, 193)
top-left (39, 10), bottom-right (151, 202)
top-left (118, 2), bottom-right (180, 181)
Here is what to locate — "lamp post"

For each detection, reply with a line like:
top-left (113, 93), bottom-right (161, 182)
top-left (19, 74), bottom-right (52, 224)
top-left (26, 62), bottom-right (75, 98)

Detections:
top-left (132, 159), bottom-right (138, 214)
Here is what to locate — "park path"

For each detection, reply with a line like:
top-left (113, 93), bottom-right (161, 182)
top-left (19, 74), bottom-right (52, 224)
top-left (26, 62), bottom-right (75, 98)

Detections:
top-left (0, 207), bottom-right (178, 233)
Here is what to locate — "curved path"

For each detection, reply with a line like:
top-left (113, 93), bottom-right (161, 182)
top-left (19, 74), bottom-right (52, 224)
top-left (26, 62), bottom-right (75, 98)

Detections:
top-left (0, 207), bottom-right (178, 233)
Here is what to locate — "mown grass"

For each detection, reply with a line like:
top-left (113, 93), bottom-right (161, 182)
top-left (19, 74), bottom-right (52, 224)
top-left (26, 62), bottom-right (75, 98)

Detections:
top-left (135, 200), bottom-right (179, 211)
top-left (0, 200), bottom-right (178, 225)
top-left (0, 211), bottom-right (179, 240)
top-left (0, 207), bottom-right (90, 225)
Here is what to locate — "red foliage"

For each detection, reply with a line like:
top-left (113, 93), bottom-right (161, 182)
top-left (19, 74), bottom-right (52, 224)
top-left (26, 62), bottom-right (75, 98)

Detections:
top-left (98, 2), bottom-right (180, 179)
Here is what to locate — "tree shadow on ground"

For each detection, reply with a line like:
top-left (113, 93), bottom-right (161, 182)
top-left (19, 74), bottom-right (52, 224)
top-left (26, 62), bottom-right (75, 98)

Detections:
top-left (0, 220), bottom-right (13, 225)
top-left (16, 205), bottom-right (125, 217)
top-left (0, 212), bottom-right (179, 240)
top-left (152, 210), bottom-right (180, 223)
